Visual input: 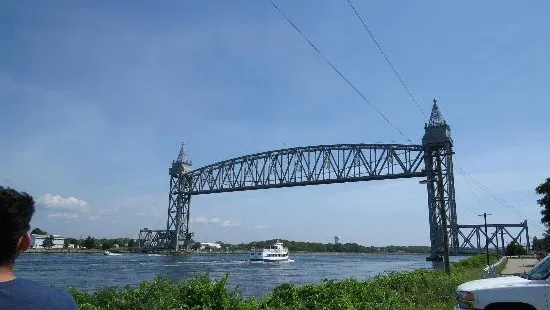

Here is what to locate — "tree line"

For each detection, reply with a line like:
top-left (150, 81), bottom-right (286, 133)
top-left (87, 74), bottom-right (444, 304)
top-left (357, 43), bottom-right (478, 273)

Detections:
top-left (30, 228), bottom-right (138, 250)
top-left (209, 239), bottom-right (431, 253)
top-left (534, 177), bottom-right (550, 253)
top-left (66, 236), bottom-right (138, 250)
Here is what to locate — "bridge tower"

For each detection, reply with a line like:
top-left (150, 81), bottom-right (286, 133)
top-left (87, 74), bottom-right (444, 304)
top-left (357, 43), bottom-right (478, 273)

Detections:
top-left (167, 143), bottom-right (193, 251)
top-left (422, 100), bottom-right (459, 260)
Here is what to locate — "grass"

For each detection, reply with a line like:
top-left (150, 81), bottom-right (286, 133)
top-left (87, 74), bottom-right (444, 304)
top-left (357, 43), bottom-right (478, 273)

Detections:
top-left (70, 253), bottom-right (501, 310)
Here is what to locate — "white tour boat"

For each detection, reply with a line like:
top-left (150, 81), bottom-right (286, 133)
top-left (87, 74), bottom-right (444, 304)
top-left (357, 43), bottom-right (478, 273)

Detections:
top-left (250, 240), bottom-right (289, 262)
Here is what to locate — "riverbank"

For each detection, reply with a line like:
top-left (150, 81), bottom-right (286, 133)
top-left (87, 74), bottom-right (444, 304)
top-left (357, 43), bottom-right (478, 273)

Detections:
top-left (26, 249), bottom-right (97, 253)
top-left (24, 248), bottom-right (138, 254)
top-left (69, 253), bottom-right (499, 310)
top-left (23, 248), bottom-right (430, 256)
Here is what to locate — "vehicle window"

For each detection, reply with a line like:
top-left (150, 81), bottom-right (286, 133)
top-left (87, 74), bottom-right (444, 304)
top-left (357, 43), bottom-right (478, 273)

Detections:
top-left (527, 256), bottom-right (550, 280)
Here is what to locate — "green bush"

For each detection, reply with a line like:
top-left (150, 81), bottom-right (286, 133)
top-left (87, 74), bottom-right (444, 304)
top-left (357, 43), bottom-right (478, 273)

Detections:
top-left (505, 241), bottom-right (527, 256)
top-left (70, 254), bottom-right (497, 310)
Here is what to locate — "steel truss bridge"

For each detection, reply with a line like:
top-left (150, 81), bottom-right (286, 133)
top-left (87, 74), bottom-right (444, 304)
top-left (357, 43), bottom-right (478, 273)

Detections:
top-left (139, 103), bottom-right (529, 259)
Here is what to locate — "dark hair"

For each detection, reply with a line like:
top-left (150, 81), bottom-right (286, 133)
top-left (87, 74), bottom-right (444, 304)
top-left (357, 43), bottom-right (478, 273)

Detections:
top-left (0, 186), bottom-right (35, 263)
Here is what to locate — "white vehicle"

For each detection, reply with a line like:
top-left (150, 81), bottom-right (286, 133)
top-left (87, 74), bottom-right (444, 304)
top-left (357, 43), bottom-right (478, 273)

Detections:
top-left (456, 255), bottom-right (550, 310)
top-left (250, 240), bottom-right (289, 262)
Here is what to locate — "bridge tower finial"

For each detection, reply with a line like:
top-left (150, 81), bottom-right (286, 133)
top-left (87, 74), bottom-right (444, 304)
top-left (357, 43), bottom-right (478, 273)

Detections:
top-left (428, 98), bottom-right (446, 127)
top-left (423, 98), bottom-right (452, 146)
top-left (176, 142), bottom-right (192, 166)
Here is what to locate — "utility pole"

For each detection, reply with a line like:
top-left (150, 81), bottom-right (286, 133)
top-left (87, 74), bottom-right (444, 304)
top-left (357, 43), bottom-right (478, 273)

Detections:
top-left (435, 151), bottom-right (450, 274)
top-left (478, 212), bottom-right (492, 266)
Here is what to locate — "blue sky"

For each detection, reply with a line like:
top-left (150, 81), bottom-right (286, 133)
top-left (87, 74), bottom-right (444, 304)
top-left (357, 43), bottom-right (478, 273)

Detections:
top-left (1, 1), bottom-right (549, 245)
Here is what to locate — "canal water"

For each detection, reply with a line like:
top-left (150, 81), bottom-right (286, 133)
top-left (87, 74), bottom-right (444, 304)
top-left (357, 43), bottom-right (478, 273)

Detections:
top-left (16, 252), bottom-right (458, 298)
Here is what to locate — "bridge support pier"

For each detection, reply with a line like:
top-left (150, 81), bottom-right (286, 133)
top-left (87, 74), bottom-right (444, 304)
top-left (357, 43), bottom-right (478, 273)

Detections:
top-left (167, 146), bottom-right (193, 251)
top-left (423, 100), bottom-right (458, 261)
top-left (137, 144), bottom-right (193, 252)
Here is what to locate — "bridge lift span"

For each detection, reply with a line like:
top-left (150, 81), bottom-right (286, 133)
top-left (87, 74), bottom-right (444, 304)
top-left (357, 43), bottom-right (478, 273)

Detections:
top-left (138, 102), bottom-right (529, 259)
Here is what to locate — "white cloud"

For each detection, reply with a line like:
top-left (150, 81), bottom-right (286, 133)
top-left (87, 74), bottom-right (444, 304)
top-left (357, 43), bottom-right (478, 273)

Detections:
top-left (88, 215), bottom-right (100, 221)
top-left (98, 208), bottom-right (119, 215)
top-left (48, 212), bottom-right (78, 220)
top-left (221, 220), bottom-right (241, 228)
top-left (253, 224), bottom-right (266, 229)
top-left (38, 194), bottom-right (90, 212)
top-left (191, 216), bottom-right (240, 228)
top-left (192, 217), bottom-right (222, 224)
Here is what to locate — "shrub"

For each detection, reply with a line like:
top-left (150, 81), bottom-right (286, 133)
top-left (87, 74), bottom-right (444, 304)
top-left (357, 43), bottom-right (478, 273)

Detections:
top-left (505, 241), bottom-right (527, 256)
top-left (70, 254), bottom-right (496, 310)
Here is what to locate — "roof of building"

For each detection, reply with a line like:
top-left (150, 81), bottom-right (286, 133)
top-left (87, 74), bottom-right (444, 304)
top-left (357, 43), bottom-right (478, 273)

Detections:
top-left (31, 234), bottom-right (64, 238)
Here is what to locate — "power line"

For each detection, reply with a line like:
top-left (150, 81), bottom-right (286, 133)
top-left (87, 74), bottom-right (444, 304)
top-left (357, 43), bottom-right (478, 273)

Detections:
top-left (346, 0), bottom-right (542, 236)
top-left (266, 0), bottom-right (412, 143)
top-left (345, 0), bottom-right (427, 119)
top-left (268, 0), bottom-right (540, 239)
top-left (344, 0), bottom-right (540, 234)
top-left (455, 161), bottom-right (546, 235)
top-left (454, 176), bottom-right (485, 218)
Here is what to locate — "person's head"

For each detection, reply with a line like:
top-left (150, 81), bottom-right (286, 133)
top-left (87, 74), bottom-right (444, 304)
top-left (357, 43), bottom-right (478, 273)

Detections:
top-left (0, 186), bottom-right (35, 266)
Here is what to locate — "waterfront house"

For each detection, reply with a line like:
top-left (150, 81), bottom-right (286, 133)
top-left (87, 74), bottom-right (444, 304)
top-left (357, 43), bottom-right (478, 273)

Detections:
top-left (199, 242), bottom-right (222, 251)
top-left (30, 234), bottom-right (65, 249)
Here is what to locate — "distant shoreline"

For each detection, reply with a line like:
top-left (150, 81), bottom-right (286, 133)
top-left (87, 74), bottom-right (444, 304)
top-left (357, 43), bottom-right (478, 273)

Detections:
top-left (22, 249), bottom-right (430, 255)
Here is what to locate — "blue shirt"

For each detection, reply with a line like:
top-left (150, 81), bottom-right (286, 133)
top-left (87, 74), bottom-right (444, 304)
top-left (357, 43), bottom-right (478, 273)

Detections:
top-left (0, 278), bottom-right (77, 310)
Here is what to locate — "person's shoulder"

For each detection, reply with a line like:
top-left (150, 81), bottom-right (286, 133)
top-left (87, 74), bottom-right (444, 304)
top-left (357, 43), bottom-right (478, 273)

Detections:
top-left (10, 278), bottom-right (77, 309)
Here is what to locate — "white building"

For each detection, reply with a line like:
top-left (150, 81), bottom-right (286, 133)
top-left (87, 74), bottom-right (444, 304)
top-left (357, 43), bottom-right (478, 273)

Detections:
top-left (31, 234), bottom-right (65, 249)
top-left (334, 236), bottom-right (341, 245)
top-left (200, 242), bottom-right (221, 251)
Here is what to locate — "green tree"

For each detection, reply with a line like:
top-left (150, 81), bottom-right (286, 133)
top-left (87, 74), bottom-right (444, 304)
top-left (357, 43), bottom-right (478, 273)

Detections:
top-left (83, 236), bottom-right (97, 249)
top-left (532, 236), bottom-right (540, 251)
top-left (536, 178), bottom-right (550, 235)
top-left (66, 238), bottom-right (79, 245)
top-left (101, 239), bottom-right (112, 250)
top-left (31, 228), bottom-right (48, 235)
top-left (191, 242), bottom-right (202, 250)
top-left (42, 235), bottom-right (54, 249)
top-left (506, 241), bottom-right (527, 256)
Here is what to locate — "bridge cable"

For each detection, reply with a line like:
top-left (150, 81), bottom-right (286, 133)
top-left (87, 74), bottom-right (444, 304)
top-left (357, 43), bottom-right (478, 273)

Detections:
top-left (268, 0), bottom-right (540, 240)
top-left (451, 168), bottom-right (540, 247)
top-left (345, 0), bottom-right (428, 120)
top-left (454, 176), bottom-right (488, 218)
top-left (266, 0), bottom-right (412, 143)
top-left (344, 0), bottom-right (543, 237)
top-left (456, 162), bottom-right (543, 231)
top-left (455, 161), bottom-right (546, 236)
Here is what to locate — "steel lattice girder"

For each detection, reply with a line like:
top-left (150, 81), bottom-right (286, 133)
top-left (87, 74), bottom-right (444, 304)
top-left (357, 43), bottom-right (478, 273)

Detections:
top-left (455, 221), bottom-right (530, 254)
top-left (143, 143), bottom-right (428, 252)
top-left (166, 171), bottom-right (192, 251)
top-left (184, 144), bottom-right (426, 195)
top-left (138, 228), bottom-right (174, 250)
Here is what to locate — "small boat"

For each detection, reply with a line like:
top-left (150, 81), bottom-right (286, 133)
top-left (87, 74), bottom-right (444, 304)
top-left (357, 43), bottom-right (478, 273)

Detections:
top-left (250, 240), bottom-right (289, 262)
top-left (103, 251), bottom-right (121, 256)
